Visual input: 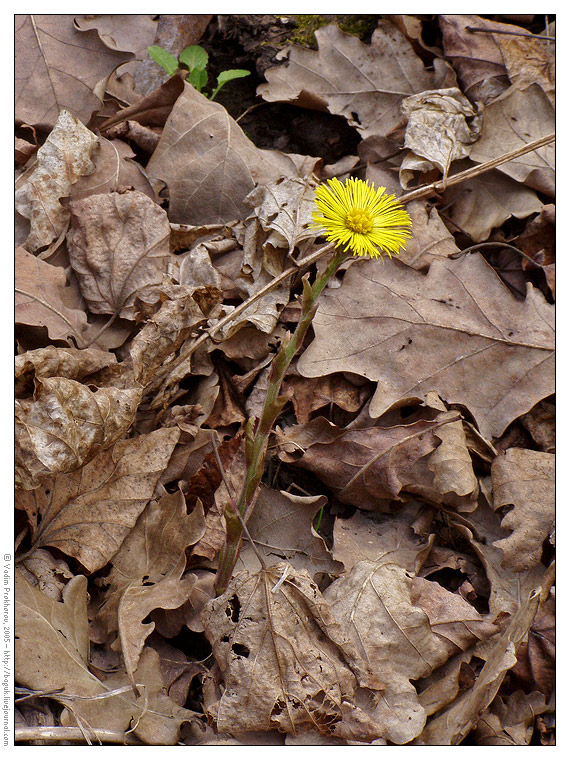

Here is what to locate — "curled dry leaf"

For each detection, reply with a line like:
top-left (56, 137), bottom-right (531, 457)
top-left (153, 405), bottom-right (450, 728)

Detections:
top-left (258, 22), bottom-right (447, 140)
top-left (17, 547), bottom-right (73, 602)
top-left (469, 85), bottom-right (554, 197)
top-left (15, 247), bottom-right (89, 345)
top-left (147, 83), bottom-right (296, 225)
top-left (491, 448), bottom-right (555, 572)
top-left (401, 87), bottom-right (480, 183)
top-left (298, 254), bottom-right (554, 439)
top-left (15, 376), bottom-right (141, 490)
top-left (27, 427), bottom-right (180, 572)
top-left (15, 110), bottom-right (98, 252)
top-left (244, 177), bottom-right (318, 256)
top-left (415, 587), bottom-right (541, 745)
top-left (67, 189), bottom-right (172, 319)
top-left (15, 345), bottom-right (118, 398)
top-left (15, 14), bottom-right (134, 128)
top-left (97, 488), bottom-right (205, 682)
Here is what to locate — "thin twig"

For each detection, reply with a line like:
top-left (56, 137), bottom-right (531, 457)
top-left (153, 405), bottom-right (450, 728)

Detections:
top-left (450, 241), bottom-right (539, 268)
top-left (14, 726), bottom-right (142, 745)
top-left (466, 26), bottom-right (555, 42)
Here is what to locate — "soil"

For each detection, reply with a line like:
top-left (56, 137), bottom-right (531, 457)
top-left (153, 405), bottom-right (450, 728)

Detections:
top-left (197, 14), bottom-right (368, 165)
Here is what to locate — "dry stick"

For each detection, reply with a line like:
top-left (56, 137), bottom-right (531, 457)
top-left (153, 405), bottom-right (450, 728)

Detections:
top-left (466, 26), bottom-right (556, 42)
top-left (14, 726), bottom-right (141, 745)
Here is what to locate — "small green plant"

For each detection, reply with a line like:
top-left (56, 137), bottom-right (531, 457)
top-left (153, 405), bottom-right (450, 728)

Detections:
top-left (148, 44), bottom-right (250, 100)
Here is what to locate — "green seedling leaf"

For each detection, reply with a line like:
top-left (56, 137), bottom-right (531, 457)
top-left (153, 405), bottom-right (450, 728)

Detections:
top-left (179, 44), bottom-right (208, 72)
top-left (188, 67), bottom-right (208, 93)
top-left (148, 45), bottom-right (179, 77)
top-left (210, 69), bottom-right (250, 100)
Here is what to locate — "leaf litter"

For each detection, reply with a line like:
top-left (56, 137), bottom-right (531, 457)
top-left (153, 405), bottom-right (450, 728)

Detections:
top-left (14, 14), bottom-right (554, 746)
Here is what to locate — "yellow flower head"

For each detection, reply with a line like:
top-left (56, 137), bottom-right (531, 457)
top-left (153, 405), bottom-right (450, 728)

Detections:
top-left (311, 177), bottom-right (412, 259)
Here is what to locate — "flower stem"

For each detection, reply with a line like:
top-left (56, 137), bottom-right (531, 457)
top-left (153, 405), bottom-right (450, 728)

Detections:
top-left (214, 246), bottom-right (349, 595)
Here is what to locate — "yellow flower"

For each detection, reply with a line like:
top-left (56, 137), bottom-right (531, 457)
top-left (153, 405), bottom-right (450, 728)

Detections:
top-left (311, 177), bottom-right (412, 258)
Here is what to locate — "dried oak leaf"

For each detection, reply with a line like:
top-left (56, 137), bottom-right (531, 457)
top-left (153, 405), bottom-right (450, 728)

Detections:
top-left (258, 22), bottom-right (448, 140)
top-left (202, 564), bottom-right (381, 742)
top-left (441, 164), bottom-right (542, 242)
top-left (73, 14), bottom-right (158, 54)
top-left (96, 488), bottom-right (205, 683)
top-left (15, 110), bottom-right (98, 252)
top-left (27, 427), bottom-right (180, 572)
top-left (297, 254), bottom-right (554, 440)
top-left (469, 84), bottom-right (554, 197)
top-left (439, 15), bottom-right (511, 103)
top-left (16, 572), bottom-right (195, 744)
top-left (67, 190), bottom-right (172, 319)
top-left (282, 371), bottom-right (371, 425)
top-left (15, 15), bottom-right (133, 129)
top-left (15, 247), bottom-right (89, 345)
top-left (277, 412), bottom-right (473, 510)
top-left (510, 591), bottom-right (555, 698)
top-left (146, 83), bottom-right (302, 225)
top-left (491, 448), bottom-right (555, 572)
top-left (15, 376), bottom-right (141, 490)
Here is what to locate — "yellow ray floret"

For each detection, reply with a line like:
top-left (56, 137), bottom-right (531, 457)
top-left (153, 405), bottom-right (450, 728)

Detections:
top-left (311, 177), bottom-right (412, 258)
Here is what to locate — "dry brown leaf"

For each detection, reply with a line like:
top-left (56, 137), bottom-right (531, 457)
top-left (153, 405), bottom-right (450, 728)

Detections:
top-left (96, 488), bottom-right (205, 682)
top-left (15, 376), bottom-right (141, 490)
top-left (72, 135), bottom-right (155, 199)
top-left (202, 564), bottom-right (378, 741)
top-left (283, 372), bottom-right (371, 425)
top-left (493, 32), bottom-right (555, 104)
top-left (99, 74), bottom-right (186, 131)
top-left (258, 22), bottom-right (447, 140)
top-left (415, 586), bottom-right (541, 744)
top-left (15, 15), bottom-right (133, 128)
top-left (395, 202), bottom-right (461, 270)
top-left (73, 14), bottom-right (157, 54)
top-left (67, 189), bottom-right (172, 319)
top-left (278, 412), bottom-right (471, 510)
top-left (400, 87), bottom-right (480, 182)
top-left (332, 502), bottom-right (433, 574)
top-left (146, 83), bottom-right (300, 224)
top-left (297, 254), bottom-right (554, 439)
top-left (439, 15), bottom-right (511, 103)
top-left (428, 416), bottom-right (478, 498)
top-left (510, 592), bottom-right (555, 698)
top-left (411, 576), bottom-right (498, 656)
top-left (15, 111), bottom-right (98, 252)
top-left (323, 560), bottom-right (452, 743)
top-left (491, 448), bottom-right (555, 572)
top-left (441, 165), bottom-right (543, 242)
top-left (28, 427), bottom-right (180, 572)
top-left (520, 398), bottom-right (555, 453)
top-left (236, 486), bottom-right (341, 577)
top-left (469, 85), bottom-right (554, 197)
